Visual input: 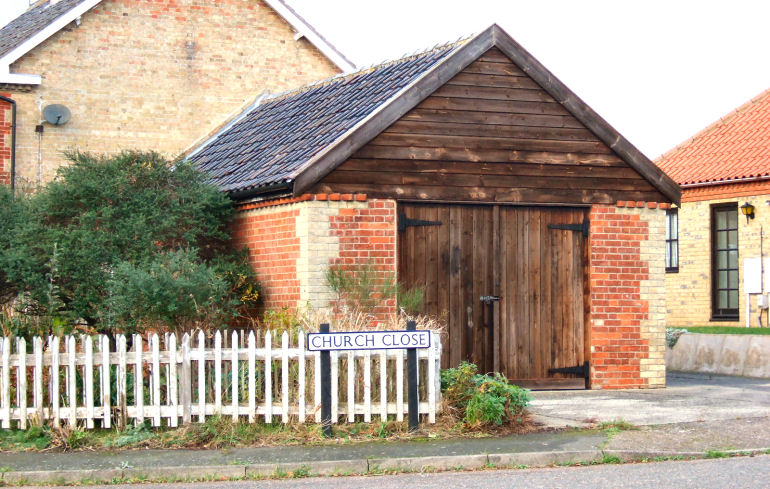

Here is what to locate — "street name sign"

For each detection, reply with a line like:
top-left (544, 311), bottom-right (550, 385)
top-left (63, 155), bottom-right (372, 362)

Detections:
top-left (307, 330), bottom-right (431, 352)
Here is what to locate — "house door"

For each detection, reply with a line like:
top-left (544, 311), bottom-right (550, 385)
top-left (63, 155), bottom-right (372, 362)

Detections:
top-left (397, 203), bottom-right (589, 389)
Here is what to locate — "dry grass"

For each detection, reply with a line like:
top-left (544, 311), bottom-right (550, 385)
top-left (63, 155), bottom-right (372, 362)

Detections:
top-left (0, 408), bottom-right (541, 453)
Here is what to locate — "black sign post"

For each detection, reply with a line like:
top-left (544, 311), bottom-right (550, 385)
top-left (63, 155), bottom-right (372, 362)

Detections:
top-left (319, 323), bottom-right (332, 438)
top-left (406, 320), bottom-right (419, 432)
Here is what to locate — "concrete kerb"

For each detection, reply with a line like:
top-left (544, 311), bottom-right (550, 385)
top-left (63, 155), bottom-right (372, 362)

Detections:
top-left (6, 448), bottom-right (769, 485)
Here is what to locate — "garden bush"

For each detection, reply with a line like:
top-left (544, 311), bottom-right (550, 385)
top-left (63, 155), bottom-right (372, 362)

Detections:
top-left (0, 151), bottom-right (259, 335)
top-left (440, 362), bottom-right (531, 427)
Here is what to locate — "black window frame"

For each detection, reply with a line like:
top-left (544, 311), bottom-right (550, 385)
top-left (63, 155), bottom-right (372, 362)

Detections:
top-left (665, 208), bottom-right (679, 273)
top-left (711, 203), bottom-right (739, 321)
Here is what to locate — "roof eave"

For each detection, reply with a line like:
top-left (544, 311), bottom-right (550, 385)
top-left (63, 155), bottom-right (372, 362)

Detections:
top-left (0, 0), bottom-right (103, 81)
top-left (263, 0), bottom-right (355, 72)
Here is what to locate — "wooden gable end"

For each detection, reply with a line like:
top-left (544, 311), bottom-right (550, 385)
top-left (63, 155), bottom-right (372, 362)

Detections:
top-left (313, 48), bottom-right (667, 205)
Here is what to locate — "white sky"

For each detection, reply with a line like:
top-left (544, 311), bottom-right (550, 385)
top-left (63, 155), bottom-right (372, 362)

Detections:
top-left (3, 0), bottom-right (770, 159)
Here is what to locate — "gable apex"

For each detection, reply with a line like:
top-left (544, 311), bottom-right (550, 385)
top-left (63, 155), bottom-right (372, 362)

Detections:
top-left (291, 24), bottom-right (680, 204)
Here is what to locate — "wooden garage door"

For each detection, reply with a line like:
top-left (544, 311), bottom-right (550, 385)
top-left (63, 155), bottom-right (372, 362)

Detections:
top-left (398, 203), bottom-right (589, 389)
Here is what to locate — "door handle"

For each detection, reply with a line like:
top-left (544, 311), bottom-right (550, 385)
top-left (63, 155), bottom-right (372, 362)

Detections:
top-left (480, 295), bottom-right (500, 304)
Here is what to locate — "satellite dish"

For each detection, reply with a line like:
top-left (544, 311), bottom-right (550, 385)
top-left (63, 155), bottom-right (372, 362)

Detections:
top-left (43, 104), bottom-right (71, 125)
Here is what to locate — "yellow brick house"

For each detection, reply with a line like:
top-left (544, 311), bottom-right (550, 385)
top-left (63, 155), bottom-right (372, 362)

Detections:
top-left (0, 0), bottom-right (354, 191)
top-left (657, 89), bottom-right (770, 328)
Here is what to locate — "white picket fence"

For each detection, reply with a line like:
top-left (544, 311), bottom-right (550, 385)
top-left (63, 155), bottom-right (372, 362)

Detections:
top-left (0, 330), bottom-right (442, 430)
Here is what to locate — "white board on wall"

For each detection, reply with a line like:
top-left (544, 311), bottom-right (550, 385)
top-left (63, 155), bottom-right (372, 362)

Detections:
top-left (743, 257), bottom-right (770, 293)
top-left (745, 257), bottom-right (762, 293)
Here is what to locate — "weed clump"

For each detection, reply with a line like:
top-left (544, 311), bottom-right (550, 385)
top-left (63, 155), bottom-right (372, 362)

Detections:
top-left (440, 362), bottom-right (531, 427)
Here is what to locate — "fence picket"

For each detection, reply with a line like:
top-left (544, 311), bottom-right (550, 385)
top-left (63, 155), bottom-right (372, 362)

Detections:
top-left (231, 331), bottom-right (238, 421)
top-left (264, 331), bottom-right (272, 423)
top-left (214, 331), bottom-right (222, 415)
top-left (67, 336), bottom-right (76, 426)
top-left (134, 334), bottom-right (144, 426)
top-left (347, 351), bottom-right (354, 423)
top-left (297, 332), bottom-right (305, 423)
top-left (331, 351), bottom-right (338, 424)
top-left (117, 335), bottom-right (127, 428)
top-left (396, 349), bottom-right (404, 422)
top-left (101, 335), bottom-right (111, 428)
top-left (1, 338), bottom-right (9, 429)
top-left (363, 350), bottom-right (371, 423)
top-left (197, 331), bottom-right (205, 423)
top-left (428, 333), bottom-right (437, 424)
top-left (181, 333), bottom-right (192, 425)
top-left (281, 332), bottom-right (289, 423)
top-left (169, 334), bottom-right (178, 427)
top-left (314, 351), bottom-right (321, 423)
top-left (248, 331), bottom-right (255, 423)
top-left (34, 337), bottom-right (43, 425)
top-left (17, 338), bottom-right (27, 429)
top-left (51, 336), bottom-right (61, 428)
top-left (379, 350), bottom-right (387, 421)
top-left (82, 336), bottom-right (93, 429)
top-left (151, 334), bottom-right (161, 427)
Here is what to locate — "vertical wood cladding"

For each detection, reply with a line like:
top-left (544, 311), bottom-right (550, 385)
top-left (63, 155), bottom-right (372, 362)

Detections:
top-left (398, 203), bottom-right (588, 387)
top-left (315, 48), bottom-right (666, 205)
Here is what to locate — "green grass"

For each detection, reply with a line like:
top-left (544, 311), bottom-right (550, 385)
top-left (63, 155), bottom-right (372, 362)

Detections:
top-left (683, 326), bottom-right (770, 335)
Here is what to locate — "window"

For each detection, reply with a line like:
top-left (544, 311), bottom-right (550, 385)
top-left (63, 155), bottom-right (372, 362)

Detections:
top-left (711, 204), bottom-right (739, 320)
top-left (665, 208), bottom-right (679, 273)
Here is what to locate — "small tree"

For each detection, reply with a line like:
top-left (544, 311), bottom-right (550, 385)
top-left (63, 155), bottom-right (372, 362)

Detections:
top-left (0, 151), bottom-right (259, 334)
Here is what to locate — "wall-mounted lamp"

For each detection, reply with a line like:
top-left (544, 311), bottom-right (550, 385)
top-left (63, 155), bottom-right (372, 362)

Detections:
top-left (741, 202), bottom-right (756, 223)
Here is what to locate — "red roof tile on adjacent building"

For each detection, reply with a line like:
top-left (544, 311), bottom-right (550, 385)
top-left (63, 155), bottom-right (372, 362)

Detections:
top-left (656, 89), bottom-right (770, 186)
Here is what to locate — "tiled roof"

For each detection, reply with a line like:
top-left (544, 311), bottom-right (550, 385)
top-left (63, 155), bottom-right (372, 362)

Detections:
top-left (190, 42), bottom-right (463, 195)
top-left (656, 89), bottom-right (770, 186)
top-left (0, 0), bottom-right (90, 59)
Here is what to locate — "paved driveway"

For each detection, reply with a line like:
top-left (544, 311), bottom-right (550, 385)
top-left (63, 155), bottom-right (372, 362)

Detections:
top-left (529, 372), bottom-right (770, 428)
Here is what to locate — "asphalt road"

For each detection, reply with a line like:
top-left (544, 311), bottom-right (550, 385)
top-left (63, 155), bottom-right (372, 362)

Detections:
top-left (52, 455), bottom-right (770, 489)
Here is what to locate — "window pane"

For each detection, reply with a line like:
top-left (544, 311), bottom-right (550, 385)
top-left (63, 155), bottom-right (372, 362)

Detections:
top-left (665, 244), bottom-right (671, 267)
top-left (727, 210), bottom-right (738, 229)
top-left (718, 290), bottom-right (728, 309)
top-left (717, 211), bottom-right (727, 229)
top-left (665, 217), bottom-right (671, 240)
top-left (718, 270), bottom-right (727, 288)
top-left (728, 291), bottom-right (739, 309)
top-left (728, 271), bottom-right (738, 289)
top-left (717, 231), bottom-right (727, 249)
top-left (671, 212), bottom-right (678, 236)
top-left (728, 230), bottom-right (738, 247)
top-left (718, 252), bottom-right (727, 269)
top-left (729, 250), bottom-right (738, 269)
top-left (672, 245), bottom-right (678, 268)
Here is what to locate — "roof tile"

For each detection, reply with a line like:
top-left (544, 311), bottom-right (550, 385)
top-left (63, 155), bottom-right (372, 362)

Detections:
top-left (656, 89), bottom-right (770, 186)
top-left (0, 0), bottom-right (89, 59)
top-left (191, 42), bottom-right (463, 194)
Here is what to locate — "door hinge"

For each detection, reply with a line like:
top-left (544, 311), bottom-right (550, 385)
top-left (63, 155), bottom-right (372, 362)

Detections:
top-left (397, 213), bottom-right (443, 233)
top-left (549, 361), bottom-right (590, 378)
top-left (548, 219), bottom-right (590, 237)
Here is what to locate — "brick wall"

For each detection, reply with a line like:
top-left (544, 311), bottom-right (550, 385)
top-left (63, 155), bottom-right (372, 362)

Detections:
top-left (5, 0), bottom-right (339, 188)
top-left (233, 194), bottom-right (398, 318)
top-left (232, 202), bottom-right (302, 312)
top-left (589, 202), bottom-right (667, 389)
top-left (0, 93), bottom-right (10, 186)
top-left (666, 182), bottom-right (770, 327)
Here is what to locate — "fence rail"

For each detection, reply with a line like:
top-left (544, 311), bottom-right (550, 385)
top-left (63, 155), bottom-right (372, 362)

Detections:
top-left (0, 330), bottom-right (442, 430)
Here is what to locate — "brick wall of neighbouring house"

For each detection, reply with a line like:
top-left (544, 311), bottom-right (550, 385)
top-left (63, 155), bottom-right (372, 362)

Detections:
top-left (0, 94), bottom-right (10, 186)
top-left (5, 0), bottom-right (339, 188)
top-left (666, 182), bottom-right (770, 328)
top-left (233, 194), bottom-right (398, 318)
top-left (589, 202), bottom-right (667, 389)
